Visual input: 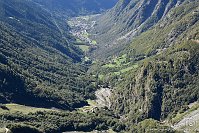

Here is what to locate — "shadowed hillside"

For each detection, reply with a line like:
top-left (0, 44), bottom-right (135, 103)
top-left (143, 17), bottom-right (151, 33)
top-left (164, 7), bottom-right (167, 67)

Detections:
top-left (0, 0), bottom-right (96, 109)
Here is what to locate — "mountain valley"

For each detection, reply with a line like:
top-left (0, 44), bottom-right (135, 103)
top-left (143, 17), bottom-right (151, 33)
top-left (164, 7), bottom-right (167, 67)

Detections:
top-left (0, 0), bottom-right (199, 133)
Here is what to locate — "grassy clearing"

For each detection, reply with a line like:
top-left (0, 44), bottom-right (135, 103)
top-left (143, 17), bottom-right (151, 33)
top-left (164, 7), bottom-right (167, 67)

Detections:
top-left (78, 45), bottom-right (90, 52)
top-left (0, 104), bottom-right (56, 114)
top-left (76, 38), bottom-right (83, 43)
top-left (102, 63), bottom-right (117, 68)
top-left (99, 74), bottom-right (104, 80)
top-left (78, 99), bottom-right (97, 113)
top-left (113, 54), bottom-right (127, 66)
top-left (102, 54), bottom-right (128, 68)
top-left (87, 99), bottom-right (98, 107)
top-left (113, 64), bottom-right (139, 75)
top-left (91, 40), bottom-right (97, 45)
top-left (120, 66), bottom-right (137, 73)
top-left (82, 32), bottom-right (89, 38)
top-left (101, 54), bottom-right (139, 77)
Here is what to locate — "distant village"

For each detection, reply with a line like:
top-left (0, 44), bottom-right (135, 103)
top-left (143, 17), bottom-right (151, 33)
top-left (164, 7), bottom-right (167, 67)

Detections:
top-left (68, 16), bottom-right (97, 45)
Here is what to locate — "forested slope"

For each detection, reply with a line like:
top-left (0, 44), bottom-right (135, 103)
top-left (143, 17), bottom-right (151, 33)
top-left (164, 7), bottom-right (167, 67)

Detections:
top-left (112, 41), bottom-right (199, 125)
top-left (0, 0), bottom-right (96, 109)
top-left (0, 0), bottom-right (199, 132)
top-left (92, 0), bottom-right (197, 58)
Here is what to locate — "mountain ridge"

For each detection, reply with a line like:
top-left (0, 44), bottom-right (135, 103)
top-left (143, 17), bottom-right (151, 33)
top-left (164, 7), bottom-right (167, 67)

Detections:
top-left (31, 0), bottom-right (118, 17)
top-left (91, 0), bottom-right (193, 58)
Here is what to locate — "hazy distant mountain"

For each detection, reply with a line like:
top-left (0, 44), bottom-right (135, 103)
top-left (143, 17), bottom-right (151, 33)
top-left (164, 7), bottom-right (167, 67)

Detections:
top-left (32, 0), bottom-right (118, 16)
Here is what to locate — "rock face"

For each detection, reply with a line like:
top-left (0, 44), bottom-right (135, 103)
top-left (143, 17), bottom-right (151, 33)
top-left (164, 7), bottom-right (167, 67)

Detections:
top-left (95, 88), bottom-right (112, 108)
top-left (92, 0), bottom-right (187, 58)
